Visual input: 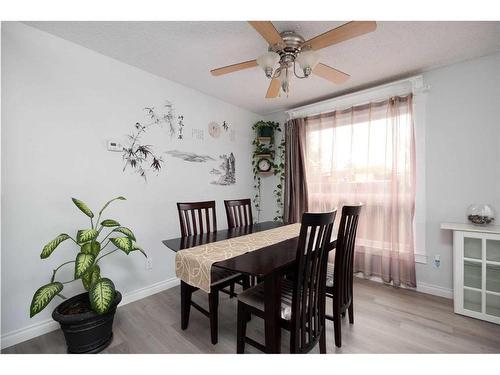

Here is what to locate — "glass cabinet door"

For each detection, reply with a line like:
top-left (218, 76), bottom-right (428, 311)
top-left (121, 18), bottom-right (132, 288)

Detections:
top-left (486, 239), bottom-right (500, 262)
top-left (464, 260), bottom-right (482, 289)
top-left (486, 293), bottom-right (500, 317)
top-left (464, 288), bottom-right (482, 312)
top-left (464, 237), bottom-right (482, 259)
top-left (486, 264), bottom-right (500, 293)
top-left (455, 231), bottom-right (500, 324)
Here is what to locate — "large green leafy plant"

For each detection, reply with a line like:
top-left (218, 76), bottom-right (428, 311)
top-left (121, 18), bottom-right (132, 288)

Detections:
top-left (30, 196), bottom-right (146, 318)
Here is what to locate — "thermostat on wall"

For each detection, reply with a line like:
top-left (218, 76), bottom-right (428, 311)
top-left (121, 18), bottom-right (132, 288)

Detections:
top-left (107, 140), bottom-right (123, 152)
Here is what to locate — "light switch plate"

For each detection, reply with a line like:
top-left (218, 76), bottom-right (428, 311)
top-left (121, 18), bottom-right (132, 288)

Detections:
top-left (107, 140), bottom-right (123, 152)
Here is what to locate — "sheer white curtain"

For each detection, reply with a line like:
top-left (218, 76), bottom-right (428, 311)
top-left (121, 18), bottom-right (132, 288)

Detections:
top-left (304, 95), bottom-right (416, 287)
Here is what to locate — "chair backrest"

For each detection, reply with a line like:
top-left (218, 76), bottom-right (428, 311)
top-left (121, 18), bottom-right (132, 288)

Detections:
top-left (332, 204), bottom-right (362, 314)
top-left (291, 210), bottom-right (336, 353)
top-left (224, 199), bottom-right (253, 228)
top-left (177, 201), bottom-right (217, 237)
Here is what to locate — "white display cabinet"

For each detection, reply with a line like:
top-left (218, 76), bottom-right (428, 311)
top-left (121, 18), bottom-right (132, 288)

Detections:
top-left (441, 223), bottom-right (500, 324)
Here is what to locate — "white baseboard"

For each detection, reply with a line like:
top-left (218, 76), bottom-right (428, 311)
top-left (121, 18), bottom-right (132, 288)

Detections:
top-left (355, 274), bottom-right (453, 299)
top-left (415, 281), bottom-right (453, 299)
top-left (0, 277), bottom-right (179, 350)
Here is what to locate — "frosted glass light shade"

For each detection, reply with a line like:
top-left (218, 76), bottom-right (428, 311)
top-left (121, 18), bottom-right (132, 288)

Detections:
top-left (280, 67), bottom-right (291, 96)
top-left (296, 50), bottom-right (320, 73)
top-left (257, 51), bottom-right (280, 76)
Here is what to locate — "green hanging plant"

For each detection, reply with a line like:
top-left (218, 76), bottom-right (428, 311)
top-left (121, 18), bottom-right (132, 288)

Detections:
top-left (251, 120), bottom-right (285, 223)
top-left (272, 136), bottom-right (286, 222)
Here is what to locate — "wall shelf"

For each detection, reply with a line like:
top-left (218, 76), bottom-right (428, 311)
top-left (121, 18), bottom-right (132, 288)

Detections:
top-left (255, 153), bottom-right (272, 158)
top-left (258, 170), bottom-right (274, 176)
top-left (257, 137), bottom-right (272, 143)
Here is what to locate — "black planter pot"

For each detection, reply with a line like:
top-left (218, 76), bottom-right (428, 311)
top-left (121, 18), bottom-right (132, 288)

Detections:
top-left (258, 126), bottom-right (274, 138)
top-left (52, 291), bottom-right (122, 354)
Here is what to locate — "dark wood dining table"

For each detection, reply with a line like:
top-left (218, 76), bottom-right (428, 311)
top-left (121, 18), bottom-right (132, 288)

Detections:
top-left (162, 221), bottom-right (336, 354)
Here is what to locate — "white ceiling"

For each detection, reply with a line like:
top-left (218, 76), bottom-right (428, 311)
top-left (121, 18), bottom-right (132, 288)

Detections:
top-left (25, 21), bottom-right (500, 115)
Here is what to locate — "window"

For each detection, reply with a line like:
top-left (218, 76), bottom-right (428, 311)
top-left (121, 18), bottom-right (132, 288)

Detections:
top-left (286, 76), bottom-right (428, 267)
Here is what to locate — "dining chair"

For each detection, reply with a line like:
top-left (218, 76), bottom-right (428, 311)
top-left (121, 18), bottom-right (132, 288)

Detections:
top-left (236, 210), bottom-right (336, 354)
top-left (224, 198), bottom-right (253, 228)
top-left (325, 204), bottom-right (362, 348)
top-left (224, 198), bottom-right (258, 287)
top-left (176, 200), bottom-right (248, 345)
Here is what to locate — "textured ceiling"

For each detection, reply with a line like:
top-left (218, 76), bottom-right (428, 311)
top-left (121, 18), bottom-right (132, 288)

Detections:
top-left (25, 21), bottom-right (500, 115)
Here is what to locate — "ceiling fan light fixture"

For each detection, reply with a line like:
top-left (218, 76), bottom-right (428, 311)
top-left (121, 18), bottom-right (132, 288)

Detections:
top-left (296, 49), bottom-right (320, 77)
top-left (280, 67), bottom-right (291, 97)
top-left (256, 51), bottom-right (280, 78)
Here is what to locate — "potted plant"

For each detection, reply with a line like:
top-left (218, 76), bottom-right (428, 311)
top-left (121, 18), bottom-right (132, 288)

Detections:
top-left (252, 120), bottom-right (280, 139)
top-left (29, 196), bottom-right (147, 353)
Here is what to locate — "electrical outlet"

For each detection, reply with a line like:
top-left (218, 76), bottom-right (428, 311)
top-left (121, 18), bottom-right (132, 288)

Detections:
top-left (434, 254), bottom-right (441, 268)
top-left (145, 257), bottom-right (153, 270)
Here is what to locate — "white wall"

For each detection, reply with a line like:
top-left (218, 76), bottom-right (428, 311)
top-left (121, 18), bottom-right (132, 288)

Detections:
top-left (1, 22), bottom-right (261, 345)
top-left (419, 52), bottom-right (500, 291)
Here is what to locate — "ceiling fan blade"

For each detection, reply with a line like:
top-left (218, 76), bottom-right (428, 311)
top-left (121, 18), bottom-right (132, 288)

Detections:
top-left (313, 63), bottom-right (350, 84)
top-left (248, 21), bottom-right (283, 46)
top-left (303, 21), bottom-right (377, 51)
top-left (210, 60), bottom-right (258, 76)
top-left (265, 78), bottom-right (281, 98)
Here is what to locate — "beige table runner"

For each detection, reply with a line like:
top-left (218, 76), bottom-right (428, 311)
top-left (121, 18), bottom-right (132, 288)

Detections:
top-left (175, 223), bottom-right (301, 292)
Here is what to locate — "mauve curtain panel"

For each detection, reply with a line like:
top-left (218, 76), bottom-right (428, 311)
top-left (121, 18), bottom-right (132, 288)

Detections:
top-left (283, 118), bottom-right (309, 224)
top-left (303, 95), bottom-right (417, 287)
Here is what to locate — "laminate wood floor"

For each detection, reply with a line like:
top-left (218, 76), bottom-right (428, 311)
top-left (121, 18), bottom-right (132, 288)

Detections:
top-left (3, 278), bottom-right (500, 354)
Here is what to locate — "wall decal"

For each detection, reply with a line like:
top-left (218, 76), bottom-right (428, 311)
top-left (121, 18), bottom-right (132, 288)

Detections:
top-left (192, 129), bottom-right (204, 140)
top-left (210, 168), bottom-right (222, 175)
top-left (123, 120), bottom-right (164, 181)
top-left (166, 150), bottom-right (215, 163)
top-left (211, 153), bottom-right (236, 185)
top-left (163, 101), bottom-right (176, 138)
top-left (122, 101), bottom-right (185, 180)
top-left (208, 121), bottom-right (221, 138)
top-left (177, 115), bottom-right (185, 139)
top-left (222, 121), bottom-right (230, 132)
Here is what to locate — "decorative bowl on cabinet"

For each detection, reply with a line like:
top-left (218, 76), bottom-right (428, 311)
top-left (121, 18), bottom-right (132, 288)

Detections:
top-left (467, 204), bottom-right (495, 225)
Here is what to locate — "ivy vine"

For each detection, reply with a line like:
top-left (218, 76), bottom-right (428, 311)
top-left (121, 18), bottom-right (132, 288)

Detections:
top-left (251, 121), bottom-right (285, 223)
top-left (272, 136), bottom-right (285, 222)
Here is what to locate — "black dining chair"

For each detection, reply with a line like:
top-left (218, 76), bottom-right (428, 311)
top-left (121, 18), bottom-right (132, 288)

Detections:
top-left (224, 198), bottom-right (253, 228)
top-left (325, 204), bottom-right (362, 348)
top-left (177, 201), bottom-right (248, 345)
top-left (224, 198), bottom-right (258, 287)
top-left (236, 210), bottom-right (337, 354)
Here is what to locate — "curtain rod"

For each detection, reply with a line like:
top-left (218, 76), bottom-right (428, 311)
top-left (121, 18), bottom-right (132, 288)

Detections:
top-left (285, 75), bottom-right (429, 120)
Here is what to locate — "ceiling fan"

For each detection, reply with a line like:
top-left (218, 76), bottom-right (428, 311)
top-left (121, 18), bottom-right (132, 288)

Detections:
top-left (210, 21), bottom-right (377, 98)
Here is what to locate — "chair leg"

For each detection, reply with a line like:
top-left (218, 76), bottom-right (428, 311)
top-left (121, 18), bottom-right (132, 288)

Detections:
top-left (209, 291), bottom-right (219, 345)
top-left (180, 281), bottom-right (193, 330)
top-left (348, 300), bottom-right (354, 324)
top-left (333, 313), bottom-right (342, 348)
top-left (237, 302), bottom-right (247, 354)
top-left (242, 275), bottom-right (250, 290)
top-left (319, 327), bottom-right (326, 354)
top-left (230, 283), bottom-right (235, 298)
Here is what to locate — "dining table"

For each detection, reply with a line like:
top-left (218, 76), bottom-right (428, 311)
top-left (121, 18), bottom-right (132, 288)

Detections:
top-left (162, 221), bottom-right (337, 354)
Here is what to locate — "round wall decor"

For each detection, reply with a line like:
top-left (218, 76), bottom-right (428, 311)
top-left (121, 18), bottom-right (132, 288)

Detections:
top-left (208, 121), bottom-right (221, 138)
top-left (257, 157), bottom-right (272, 173)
